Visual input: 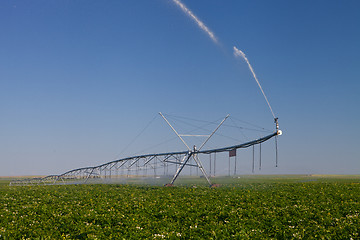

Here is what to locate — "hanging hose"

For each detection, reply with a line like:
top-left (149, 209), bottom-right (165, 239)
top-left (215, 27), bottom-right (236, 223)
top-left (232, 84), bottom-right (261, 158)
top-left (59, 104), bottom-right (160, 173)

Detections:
top-left (252, 145), bottom-right (255, 173)
top-left (275, 135), bottom-right (278, 167)
top-left (259, 142), bottom-right (262, 171)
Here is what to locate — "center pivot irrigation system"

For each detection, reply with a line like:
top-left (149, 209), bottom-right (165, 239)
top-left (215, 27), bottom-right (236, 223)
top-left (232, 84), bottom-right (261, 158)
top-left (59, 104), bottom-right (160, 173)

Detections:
top-left (10, 113), bottom-right (282, 187)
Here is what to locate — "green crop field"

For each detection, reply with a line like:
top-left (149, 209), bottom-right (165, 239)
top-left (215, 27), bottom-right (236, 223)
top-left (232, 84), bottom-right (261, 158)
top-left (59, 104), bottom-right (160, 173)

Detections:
top-left (0, 175), bottom-right (359, 239)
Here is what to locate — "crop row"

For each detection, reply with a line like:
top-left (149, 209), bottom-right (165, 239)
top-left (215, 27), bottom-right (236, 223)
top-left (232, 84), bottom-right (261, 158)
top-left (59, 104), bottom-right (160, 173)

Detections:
top-left (0, 178), bottom-right (359, 239)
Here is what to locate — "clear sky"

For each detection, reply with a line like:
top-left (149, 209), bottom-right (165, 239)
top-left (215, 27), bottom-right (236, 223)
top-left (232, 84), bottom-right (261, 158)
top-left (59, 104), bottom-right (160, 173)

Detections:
top-left (1, 0), bottom-right (359, 176)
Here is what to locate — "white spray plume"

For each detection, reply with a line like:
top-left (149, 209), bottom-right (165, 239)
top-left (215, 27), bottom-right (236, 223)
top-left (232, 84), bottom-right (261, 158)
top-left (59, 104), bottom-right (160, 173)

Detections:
top-left (233, 46), bottom-right (275, 118)
top-left (172, 0), bottom-right (218, 44)
top-left (169, 1), bottom-right (275, 118)
top-left (233, 46), bottom-right (246, 59)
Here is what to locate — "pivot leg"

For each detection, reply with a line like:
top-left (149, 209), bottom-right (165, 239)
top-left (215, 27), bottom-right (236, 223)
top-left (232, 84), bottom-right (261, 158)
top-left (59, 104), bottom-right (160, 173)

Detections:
top-left (170, 152), bottom-right (192, 185)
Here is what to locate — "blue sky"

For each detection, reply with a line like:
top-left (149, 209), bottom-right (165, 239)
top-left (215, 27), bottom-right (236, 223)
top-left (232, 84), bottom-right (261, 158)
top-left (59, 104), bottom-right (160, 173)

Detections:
top-left (1, 0), bottom-right (359, 176)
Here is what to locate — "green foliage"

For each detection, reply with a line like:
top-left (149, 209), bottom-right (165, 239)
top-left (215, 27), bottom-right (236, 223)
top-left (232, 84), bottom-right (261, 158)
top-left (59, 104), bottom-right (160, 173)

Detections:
top-left (0, 176), bottom-right (359, 239)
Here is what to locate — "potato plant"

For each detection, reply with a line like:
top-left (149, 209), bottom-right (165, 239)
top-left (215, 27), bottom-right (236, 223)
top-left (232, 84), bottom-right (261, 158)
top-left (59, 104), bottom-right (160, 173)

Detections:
top-left (0, 177), bottom-right (359, 239)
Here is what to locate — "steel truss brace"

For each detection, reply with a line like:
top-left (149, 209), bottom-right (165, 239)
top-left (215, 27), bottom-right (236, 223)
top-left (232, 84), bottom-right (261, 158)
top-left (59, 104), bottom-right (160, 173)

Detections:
top-left (160, 113), bottom-right (229, 186)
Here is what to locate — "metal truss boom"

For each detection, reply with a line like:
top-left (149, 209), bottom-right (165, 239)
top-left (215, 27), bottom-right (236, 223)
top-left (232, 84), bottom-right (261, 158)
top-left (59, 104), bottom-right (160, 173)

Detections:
top-left (10, 131), bottom-right (280, 186)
